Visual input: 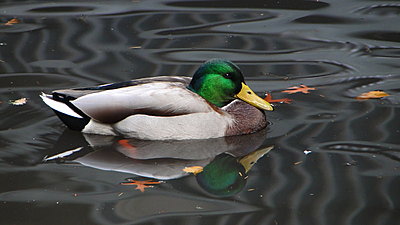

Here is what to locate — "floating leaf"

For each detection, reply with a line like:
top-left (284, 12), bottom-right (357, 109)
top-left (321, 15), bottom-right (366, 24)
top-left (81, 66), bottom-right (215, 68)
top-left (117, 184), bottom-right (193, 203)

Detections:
top-left (129, 46), bottom-right (142, 49)
top-left (282, 85), bottom-right (316, 94)
top-left (264, 92), bottom-right (292, 103)
top-left (355, 91), bottom-right (389, 100)
top-left (4, 18), bottom-right (20, 26)
top-left (9, 97), bottom-right (27, 106)
top-left (120, 179), bottom-right (162, 192)
top-left (183, 166), bottom-right (203, 175)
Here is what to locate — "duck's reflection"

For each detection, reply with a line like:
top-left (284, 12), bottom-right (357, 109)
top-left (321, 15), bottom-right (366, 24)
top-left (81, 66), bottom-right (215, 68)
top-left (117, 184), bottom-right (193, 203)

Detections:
top-left (196, 146), bottom-right (272, 197)
top-left (46, 128), bottom-right (273, 197)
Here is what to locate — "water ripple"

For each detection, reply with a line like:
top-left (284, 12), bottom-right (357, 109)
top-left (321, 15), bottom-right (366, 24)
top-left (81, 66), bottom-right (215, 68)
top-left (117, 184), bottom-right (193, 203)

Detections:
top-left (352, 31), bottom-right (400, 43)
top-left (167, 0), bottom-right (330, 10)
top-left (316, 141), bottom-right (399, 156)
top-left (368, 47), bottom-right (400, 58)
top-left (0, 2), bottom-right (142, 17)
top-left (0, 22), bottom-right (45, 33)
top-left (356, 4), bottom-right (400, 16)
top-left (294, 14), bottom-right (360, 24)
top-left (145, 33), bottom-right (340, 55)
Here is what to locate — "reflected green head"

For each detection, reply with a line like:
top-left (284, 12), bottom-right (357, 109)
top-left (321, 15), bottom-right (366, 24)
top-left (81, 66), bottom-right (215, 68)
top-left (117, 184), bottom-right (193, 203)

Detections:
top-left (196, 154), bottom-right (247, 197)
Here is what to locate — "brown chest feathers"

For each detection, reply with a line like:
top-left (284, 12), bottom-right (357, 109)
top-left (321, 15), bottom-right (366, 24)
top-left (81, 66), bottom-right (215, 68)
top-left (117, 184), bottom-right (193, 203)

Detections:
top-left (224, 100), bottom-right (267, 136)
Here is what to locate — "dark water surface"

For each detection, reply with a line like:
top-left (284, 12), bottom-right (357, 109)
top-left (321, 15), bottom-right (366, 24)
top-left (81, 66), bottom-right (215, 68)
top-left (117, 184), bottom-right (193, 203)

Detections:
top-left (1, 0), bottom-right (399, 224)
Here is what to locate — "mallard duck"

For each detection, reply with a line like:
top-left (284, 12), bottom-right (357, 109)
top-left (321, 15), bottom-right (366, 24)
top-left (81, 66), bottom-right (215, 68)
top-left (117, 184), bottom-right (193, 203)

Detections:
top-left (40, 59), bottom-right (273, 140)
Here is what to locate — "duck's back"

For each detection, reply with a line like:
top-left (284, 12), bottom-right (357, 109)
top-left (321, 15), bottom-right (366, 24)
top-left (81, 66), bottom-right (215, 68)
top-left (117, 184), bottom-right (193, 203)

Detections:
top-left (41, 76), bottom-right (216, 131)
top-left (70, 80), bottom-right (215, 123)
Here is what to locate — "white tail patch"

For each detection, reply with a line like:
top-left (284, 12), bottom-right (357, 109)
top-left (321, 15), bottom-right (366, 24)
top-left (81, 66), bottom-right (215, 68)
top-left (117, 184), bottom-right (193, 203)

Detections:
top-left (40, 93), bottom-right (83, 118)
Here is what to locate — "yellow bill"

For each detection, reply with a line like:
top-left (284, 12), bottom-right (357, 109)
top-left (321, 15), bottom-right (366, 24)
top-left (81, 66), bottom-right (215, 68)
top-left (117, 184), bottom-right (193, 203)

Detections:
top-left (235, 83), bottom-right (273, 111)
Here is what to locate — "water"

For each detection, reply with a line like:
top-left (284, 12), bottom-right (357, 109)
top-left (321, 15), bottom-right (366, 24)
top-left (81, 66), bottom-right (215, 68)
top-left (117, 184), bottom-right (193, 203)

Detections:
top-left (0, 0), bottom-right (399, 224)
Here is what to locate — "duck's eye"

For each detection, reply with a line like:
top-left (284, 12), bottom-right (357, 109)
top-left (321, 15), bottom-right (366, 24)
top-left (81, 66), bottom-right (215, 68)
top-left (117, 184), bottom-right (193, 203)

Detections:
top-left (223, 73), bottom-right (233, 79)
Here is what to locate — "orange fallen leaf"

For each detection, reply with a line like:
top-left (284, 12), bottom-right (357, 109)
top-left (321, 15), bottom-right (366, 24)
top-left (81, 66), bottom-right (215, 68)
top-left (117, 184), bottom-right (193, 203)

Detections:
top-left (355, 91), bottom-right (389, 100)
top-left (183, 166), bottom-right (203, 175)
top-left (120, 179), bottom-right (162, 192)
top-left (282, 85), bottom-right (316, 94)
top-left (264, 92), bottom-right (292, 103)
top-left (4, 18), bottom-right (20, 26)
top-left (9, 97), bottom-right (27, 106)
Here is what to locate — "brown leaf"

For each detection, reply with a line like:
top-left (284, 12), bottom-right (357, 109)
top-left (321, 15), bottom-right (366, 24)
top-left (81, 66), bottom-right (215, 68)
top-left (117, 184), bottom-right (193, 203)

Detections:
top-left (282, 85), bottom-right (316, 94)
top-left (183, 166), bottom-right (203, 175)
top-left (120, 179), bottom-right (162, 192)
top-left (4, 18), bottom-right (20, 26)
top-left (355, 91), bottom-right (389, 100)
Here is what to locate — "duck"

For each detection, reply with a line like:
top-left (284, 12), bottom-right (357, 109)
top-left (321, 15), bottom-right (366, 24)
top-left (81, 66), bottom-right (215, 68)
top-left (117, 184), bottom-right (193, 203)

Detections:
top-left (40, 59), bottom-right (273, 140)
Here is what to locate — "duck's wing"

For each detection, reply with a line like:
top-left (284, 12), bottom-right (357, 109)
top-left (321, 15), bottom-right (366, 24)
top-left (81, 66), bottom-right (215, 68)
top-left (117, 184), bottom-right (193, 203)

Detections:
top-left (41, 76), bottom-right (216, 125)
top-left (54, 76), bottom-right (191, 99)
top-left (71, 81), bottom-right (215, 123)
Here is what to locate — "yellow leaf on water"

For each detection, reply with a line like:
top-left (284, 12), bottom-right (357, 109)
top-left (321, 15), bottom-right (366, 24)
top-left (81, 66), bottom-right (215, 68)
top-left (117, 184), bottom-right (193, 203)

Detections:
top-left (183, 166), bottom-right (203, 175)
top-left (355, 91), bottom-right (389, 100)
top-left (9, 97), bottom-right (27, 105)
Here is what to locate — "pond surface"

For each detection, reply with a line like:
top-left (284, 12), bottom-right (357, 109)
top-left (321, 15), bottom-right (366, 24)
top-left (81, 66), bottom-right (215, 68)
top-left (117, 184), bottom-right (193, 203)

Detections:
top-left (0, 0), bottom-right (399, 224)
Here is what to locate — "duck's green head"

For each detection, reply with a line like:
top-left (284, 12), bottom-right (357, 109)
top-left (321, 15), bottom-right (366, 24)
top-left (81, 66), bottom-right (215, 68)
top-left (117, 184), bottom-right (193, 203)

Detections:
top-left (188, 59), bottom-right (273, 110)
